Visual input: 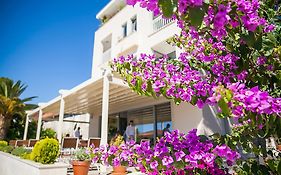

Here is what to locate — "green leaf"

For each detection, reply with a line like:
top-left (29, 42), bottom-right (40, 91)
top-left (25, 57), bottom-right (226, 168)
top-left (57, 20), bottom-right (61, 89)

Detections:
top-left (277, 160), bottom-right (281, 175)
top-left (190, 96), bottom-right (198, 105)
top-left (158, 0), bottom-right (177, 18)
top-left (188, 3), bottom-right (208, 28)
top-left (218, 97), bottom-right (230, 116)
top-left (253, 35), bottom-right (262, 50)
top-left (242, 32), bottom-right (256, 47)
top-left (225, 89), bottom-right (233, 101)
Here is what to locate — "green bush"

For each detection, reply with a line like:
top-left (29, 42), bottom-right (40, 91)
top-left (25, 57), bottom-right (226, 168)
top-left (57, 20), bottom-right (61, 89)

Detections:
top-left (40, 128), bottom-right (56, 139)
top-left (30, 138), bottom-right (59, 164)
top-left (21, 153), bottom-right (31, 160)
top-left (0, 145), bottom-right (13, 153)
top-left (0, 140), bottom-right (8, 147)
top-left (11, 147), bottom-right (31, 157)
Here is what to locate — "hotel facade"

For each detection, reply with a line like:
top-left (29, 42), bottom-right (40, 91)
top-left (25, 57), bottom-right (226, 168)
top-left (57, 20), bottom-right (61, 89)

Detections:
top-left (24, 0), bottom-right (229, 145)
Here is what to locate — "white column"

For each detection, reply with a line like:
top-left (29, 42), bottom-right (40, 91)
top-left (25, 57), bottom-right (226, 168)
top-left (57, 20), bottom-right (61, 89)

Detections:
top-left (36, 109), bottom-right (43, 140)
top-left (57, 95), bottom-right (65, 143)
top-left (100, 73), bottom-right (110, 146)
top-left (23, 114), bottom-right (29, 140)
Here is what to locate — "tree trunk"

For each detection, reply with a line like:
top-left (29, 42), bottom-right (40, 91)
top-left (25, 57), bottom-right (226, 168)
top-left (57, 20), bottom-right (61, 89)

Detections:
top-left (0, 114), bottom-right (10, 140)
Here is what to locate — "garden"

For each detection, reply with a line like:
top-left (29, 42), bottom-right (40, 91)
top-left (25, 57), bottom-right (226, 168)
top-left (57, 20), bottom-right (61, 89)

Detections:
top-left (0, 138), bottom-right (59, 164)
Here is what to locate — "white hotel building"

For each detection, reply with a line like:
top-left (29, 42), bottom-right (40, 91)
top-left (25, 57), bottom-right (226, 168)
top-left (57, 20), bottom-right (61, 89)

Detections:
top-left (24, 0), bottom-right (229, 145)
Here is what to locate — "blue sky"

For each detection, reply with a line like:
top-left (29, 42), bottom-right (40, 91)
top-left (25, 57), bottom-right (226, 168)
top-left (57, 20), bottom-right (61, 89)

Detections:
top-left (0, 0), bottom-right (109, 104)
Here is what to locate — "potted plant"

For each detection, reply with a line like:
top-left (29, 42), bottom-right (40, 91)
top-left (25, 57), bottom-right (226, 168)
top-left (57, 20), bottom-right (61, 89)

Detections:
top-left (92, 134), bottom-right (130, 175)
top-left (72, 148), bottom-right (91, 175)
top-left (110, 134), bottom-right (126, 175)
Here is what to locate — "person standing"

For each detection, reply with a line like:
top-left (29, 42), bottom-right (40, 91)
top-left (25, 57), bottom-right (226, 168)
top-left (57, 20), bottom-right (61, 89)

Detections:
top-left (162, 123), bottom-right (171, 136)
top-left (75, 127), bottom-right (81, 138)
top-left (125, 120), bottom-right (135, 141)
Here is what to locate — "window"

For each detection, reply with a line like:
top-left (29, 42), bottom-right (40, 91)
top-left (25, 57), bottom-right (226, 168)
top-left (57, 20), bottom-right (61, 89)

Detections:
top-left (126, 103), bottom-right (171, 143)
top-left (122, 23), bottom-right (127, 38)
top-left (131, 16), bottom-right (137, 32)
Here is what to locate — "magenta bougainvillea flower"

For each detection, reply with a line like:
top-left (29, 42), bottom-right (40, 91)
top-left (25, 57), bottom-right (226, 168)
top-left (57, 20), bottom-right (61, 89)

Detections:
top-left (92, 129), bottom-right (240, 175)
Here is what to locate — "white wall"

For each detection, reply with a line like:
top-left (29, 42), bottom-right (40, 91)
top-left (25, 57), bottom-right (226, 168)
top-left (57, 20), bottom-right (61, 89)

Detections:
top-left (171, 102), bottom-right (203, 134)
top-left (89, 115), bottom-right (100, 137)
top-left (171, 102), bottom-right (231, 136)
top-left (43, 114), bottom-right (90, 139)
top-left (0, 152), bottom-right (68, 175)
top-left (92, 4), bottom-right (178, 79)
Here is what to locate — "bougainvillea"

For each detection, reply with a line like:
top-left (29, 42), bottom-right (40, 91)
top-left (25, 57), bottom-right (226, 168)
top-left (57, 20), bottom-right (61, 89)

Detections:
top-left (110, 0), bottom-right (281, 174)
top-left (92, 130), bottom-right (240, 175)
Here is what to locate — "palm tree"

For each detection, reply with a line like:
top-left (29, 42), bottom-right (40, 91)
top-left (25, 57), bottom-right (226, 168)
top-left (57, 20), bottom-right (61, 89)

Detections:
top-left (0, 77), bottom-right (37, 139)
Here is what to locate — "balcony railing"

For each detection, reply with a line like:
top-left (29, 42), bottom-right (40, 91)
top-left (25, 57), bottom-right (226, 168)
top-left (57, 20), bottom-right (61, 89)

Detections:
top-left (153, 16), bottom-right (174, 32)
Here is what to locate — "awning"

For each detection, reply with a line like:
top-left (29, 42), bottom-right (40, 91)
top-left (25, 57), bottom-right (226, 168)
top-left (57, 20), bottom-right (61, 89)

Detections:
top-left (28, 76), bottom-right (167, 120)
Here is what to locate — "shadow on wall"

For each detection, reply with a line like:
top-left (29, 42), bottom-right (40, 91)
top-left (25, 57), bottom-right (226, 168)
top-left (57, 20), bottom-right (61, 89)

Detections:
top-left (197, 105), bottom-right (232, 136)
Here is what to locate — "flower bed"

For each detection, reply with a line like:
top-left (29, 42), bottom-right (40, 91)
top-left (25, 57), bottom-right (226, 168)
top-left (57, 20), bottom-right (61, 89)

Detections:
top-left (0, 138), bottom-right (68, 175)
top-left (92, 129), bottom-right (240, 175)
top-left (0, 151), bottom-right (68, 175)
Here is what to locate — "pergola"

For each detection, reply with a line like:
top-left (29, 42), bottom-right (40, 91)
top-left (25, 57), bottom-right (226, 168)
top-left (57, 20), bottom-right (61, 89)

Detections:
top-left (23, 71), bottom-right (167, 145)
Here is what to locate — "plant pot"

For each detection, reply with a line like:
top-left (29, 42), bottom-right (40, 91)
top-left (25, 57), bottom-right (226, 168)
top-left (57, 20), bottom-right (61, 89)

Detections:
top-left (111, 165), bottom-right (126, 175)
top-left (72, 160), bottom-right (91, 175)
top-left (277, 145), bottom-right (281, 151)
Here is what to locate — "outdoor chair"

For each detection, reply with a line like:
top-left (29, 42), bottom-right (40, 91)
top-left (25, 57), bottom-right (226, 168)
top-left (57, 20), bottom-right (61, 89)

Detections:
top-left (78, 139), bottom-right (88, 148)
top-left (88, 137), bottom-right (101, 148)
top-left (28, 139), bottom-right (38, 147)
top-left (16, 140), bottom-right (29, 147)
top-left (60, 137), bottom-right (78, 157)
top-left (9, 140), bottom-right (17, 147)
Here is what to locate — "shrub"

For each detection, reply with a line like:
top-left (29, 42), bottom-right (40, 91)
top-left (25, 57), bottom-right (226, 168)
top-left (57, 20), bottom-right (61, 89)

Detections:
top-left (11, 146), bottom-right (31, 157)
top-left (0, 140), bottom-right (8, 147)
top-left (21, 153), bottom-right (31, 160)
top-left (40, 128), bottom-right (56, 139)
top-left (0, 145), bottom-right (13, 153)
top-left (30, 138), bottom-right (59, 164)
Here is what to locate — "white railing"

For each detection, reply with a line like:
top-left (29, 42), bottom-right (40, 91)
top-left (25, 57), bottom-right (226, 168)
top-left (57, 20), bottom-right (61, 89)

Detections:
top-left (153, 16), bottom-right (174, 32)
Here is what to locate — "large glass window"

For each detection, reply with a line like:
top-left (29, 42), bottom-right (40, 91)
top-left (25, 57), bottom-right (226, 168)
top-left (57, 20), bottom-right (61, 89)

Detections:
top-left (127, 103), bottom-right (171, 143)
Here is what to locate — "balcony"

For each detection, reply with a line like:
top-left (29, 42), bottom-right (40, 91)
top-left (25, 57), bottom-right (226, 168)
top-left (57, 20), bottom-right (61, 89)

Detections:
top-left (153, 16), bottom-right (174, 33)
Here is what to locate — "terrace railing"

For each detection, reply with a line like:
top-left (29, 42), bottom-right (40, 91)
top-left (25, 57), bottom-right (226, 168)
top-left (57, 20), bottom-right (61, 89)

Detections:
top-left (153, 16), bottom-right (174, 32)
